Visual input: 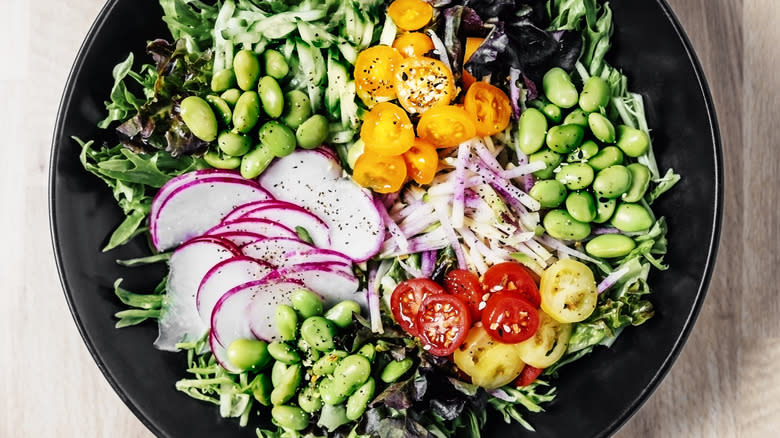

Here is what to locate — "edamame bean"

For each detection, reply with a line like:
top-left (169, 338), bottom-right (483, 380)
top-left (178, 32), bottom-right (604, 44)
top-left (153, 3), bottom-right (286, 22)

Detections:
top-left (610, 202), bottom-right (654, 232)
top-left (206, 95), bottom-right (233, 126)
top-left (251, 373), bottom-right (273, 406)
top-left (563, 108), bottom-right (589, 127)
top-left (203, 150), bottom-right (241, 169)
top-left (566, 191), bottom-right (597, 223)
top-left (567, 140), bottom-right (600, 162)
top-left (240, 144), bottom-right (274, 179)
top-left (313, 350), bottom-right (348, 376)
top-left (226, 338), bottom-right (271, 371)
top-left (555, 162), bottom-right (595, 190)
top-left (588, 145), bottom-right (624, 171)
top-left (542, 103), bottom-right (562, 123)
top-left (332, 355), bottom-right (371, 395)
top-left (274, 304), bottom-right (299, 342)
top-left (270, 363), bottom-right (302, 405)
top-left (268, 341), bottom-right (301, 364)
top-left (357, 343), bottom-right (376, 363)
top-left (585, 234), bottom-right (637, 258)
top-left (579, 76), bottom-right (611, 113)
top-left (529, 180), bottom-right (567, 208)
top-left (180, 96), bottom-right (218, 142)
top-left (622, 163), bottom-right (651, 202)
top-left (529, 149), bottom-right (563, 179)
top-left (517, 108), bottom-right (548, 155)
top-left (346, 378), bottom-right (375, 421)
top-left (319, 376), bottom-right (349, 405)
top-left (271, 405), bottom-right (309, 431)
top-left (281, 90), bottom-right (313, 130)
top-left (264, 49), bottom-right (290, 80)
top-left (380, 358), bottom-right (413, 383)
top-left (593, 197), bottom-right (616, 223)
top-left (259, 121), bottom-right (296, 157)
top-left (296, 115), bottom-right (330, 149)
top-left (211, 69), bottom-right (236, 93)
top-left (258, 76), bottom-right (284, 118)
top-left (234, 50), bottom-right (261, 91)
top-left (543, 67), bottom-right (579, 108)
top-left (218, 131), bottom-right (251, 156)
top-left (546, 124), bottom-right (585, 154)
top-left (298, 384), bottom-right (323, 413)
top-left (616, 125), bottom-right (650, 157)
top-left (298, 337), bottom-right (322, 364)
top-left (543, 209), bottom-right (591, 241)
top-left (291, 289), bottom-right (324, 318)
top-left (300, 316), bottom-right (336, 352)
top-left (588, 112), bottom-right (616, 143)
top-left (593, 165), bottom-right (633, 199)
top-left (220, 88), bottom-right (242, 106)
top-left (324, 300), bottom-right (361, 328)
top-left (232, 91), bottom-right (261, 133)
top-left (271, 361), bottom-right (288, 387)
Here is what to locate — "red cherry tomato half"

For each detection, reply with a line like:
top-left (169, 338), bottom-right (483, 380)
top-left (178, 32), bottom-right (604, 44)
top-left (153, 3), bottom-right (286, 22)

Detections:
top-left (390, 278), bottom-right (446, 336)
top-left (481, 292), bottom-right (540, 343)
top-left (443, 269), bottom-right (484, 321)
top-left (516, 365), bottom-right (544, 387)
top-left (481, 262), bottom-right (541, 308)
top-left (416, 293), bottom-right (472, 356)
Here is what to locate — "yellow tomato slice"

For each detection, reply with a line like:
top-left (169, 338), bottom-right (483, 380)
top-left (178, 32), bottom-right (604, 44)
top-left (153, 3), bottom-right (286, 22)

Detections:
top-left (514, 310), bottom-right (572, 368)
top-left (402, 138), bottom-right (438, 185)
top-left (387, 0), bottom-right (433, 31)
top-left (352, 153), bottom-right (407, 194)
top-left (393, 32), bottom-right (435, 58)
top-left (452, 325), bottom-right (525, 389)
top-left (354, 45), bottom-right (403, 106)
top-left (539, 259), bottom-right (598, 323)
top-left (360, 102), bottom-right (415, 155)
top-left (394, 56), bottom-right (455, 115)
top-left (416, 105), bottom-right (477, 148)
top-left (463, 82), bottom-right (512, 137)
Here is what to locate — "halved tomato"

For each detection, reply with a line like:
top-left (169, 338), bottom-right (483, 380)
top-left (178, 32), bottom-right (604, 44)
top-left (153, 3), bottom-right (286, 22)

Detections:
top-left (393, 32), bottom-right (435, 58)
top-left (481, 291), bottom-right (539, 344)
top-left (452, 325), bottom-right (526, 389)
top-left (481, 262), bottom-right (541, 308)
top-left (352, 153), bottom-right (407, 194)
top-left (539, 259), bottom-right (598, 323)
top-left (354, 45), bottom-right (403, 106)
top-left (402, 138), bottom-right (438, 185)
top-left (387, 0), bottom-right (433, 31)
top-left (461, 37), bottom-right (484, 89)
top-left (394, 56), bottom-right (455, 114)
top-left (515, 365), bottom-right (544, 387)
top-left (513, 310), bottom-right (571, 368)
top-left (390, 278), bottom-right (445, 336)
top-left (416, 293), bottom-right (472, 356)
top-left (463, 82), bottom-right (512, 137)
top-left (360, 102), bottom-right (415, 155)
top-left (443, 269), bottom-right (483, 321)
top-left (416, 105), bottom-right (477, 148)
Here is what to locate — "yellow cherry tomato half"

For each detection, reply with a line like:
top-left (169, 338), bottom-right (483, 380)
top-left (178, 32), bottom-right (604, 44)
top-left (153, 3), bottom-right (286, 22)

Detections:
top-left (402, 138), bottom-right (438, 185)
top-left (513, 310), bottom-right (572, 368)
top-left (452, 325), bottom-right (526, 389)
top-left (387, 0), bottom-right (433, 31)
top-left (416, 105), bottom-right (477, 148)
top-left (539, 259), bottom-right (598, 323)
top-left (360, 102), bottom-right (415, 155)
top-left (395, 56), bottom-right (455, 115)
top-left (393, 32), bottom-right (435, 58)
top-left (354, 45), bottom-right (403, 106)
top-left (352, 153), bottom-right (407, 194)
top-left (463, 81), bottom-right (512, 137)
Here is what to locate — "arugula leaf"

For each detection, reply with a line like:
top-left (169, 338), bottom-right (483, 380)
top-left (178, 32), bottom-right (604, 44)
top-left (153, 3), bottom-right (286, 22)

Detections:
top-left (112, 278), bottom-right (164, 328)
top-left (98, 53), bottom-right (155, 129)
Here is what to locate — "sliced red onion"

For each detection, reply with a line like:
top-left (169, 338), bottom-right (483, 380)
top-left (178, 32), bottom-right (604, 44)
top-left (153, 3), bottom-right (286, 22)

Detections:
top-left (420, 251), bottom-right (436, 278)
top-left (592, 226), bottom-right (622, 235)
top-left (451, 143), bottom-right (470, 229)
top-left (501, 161), bottom-right (546, 180)
top-left (509, 68), bottom-right (523, 119)
top-left (433, 202), bottom-right (467, 269)
top-left (466, 159), bottom-right (540, 212)
top-left (473, 140), bottom-right (504, 174)
top-left (375, 198), bottom-right (409, 254)
top-left (538, 235), bottom-right (603, 266)
top-left (397, 257), bottom-right (423, 279)
top-left (597, 265), bottom-right (630, 294)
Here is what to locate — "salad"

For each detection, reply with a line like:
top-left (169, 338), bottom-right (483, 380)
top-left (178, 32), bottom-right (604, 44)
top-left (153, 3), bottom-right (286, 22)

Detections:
top-left (76, 0), bottom-right (681, 436)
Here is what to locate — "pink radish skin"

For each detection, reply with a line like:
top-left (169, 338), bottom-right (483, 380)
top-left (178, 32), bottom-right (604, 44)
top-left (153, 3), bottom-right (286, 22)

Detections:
top-left (151, 177), bottom-right (272, 251)
top-left (240, 205), bottom-right (331, 248)
top-left (206, 218), bottom-right (298, 240)
top-left (264, 263), bottom-right (364, 307)
top-left (241, 237), bottom-right (352, 267)
top-left (196, 256), bottom-right (274, 325)
top-left (208, 231), bottom-right (267, 247)
top-left (150, 170), bottom-right (245, 228)
top-left (154, 236), bottom-right (240, 351)
top-left (221, 199), bottom-right (303, 223)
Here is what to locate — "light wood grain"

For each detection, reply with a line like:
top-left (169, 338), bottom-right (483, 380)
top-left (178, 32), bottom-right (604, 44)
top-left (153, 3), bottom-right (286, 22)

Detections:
top-left (1, 1), bottom-right (775, 437)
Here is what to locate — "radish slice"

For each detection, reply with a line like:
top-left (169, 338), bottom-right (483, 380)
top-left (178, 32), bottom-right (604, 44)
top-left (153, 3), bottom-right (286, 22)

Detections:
top-left (209, 231), bottom-right (267, 247)
top-left (281, 249), bottom-right (355, 267)
top-left (206, 218), bottom-right (298, 240)
top-left (209, 332), bottom-right (241, 374)
top-left (264, 262), bottom-right (362, 304)
top-left (242, 237), bottom-right (352, 267)
top-left (241, 205), bottom-right (331, 248)
top-left (221, 199), bottom-right (300, 223)
top-left (257, 148), bottom-right (384, 262)
top-left (245, 280), bottom-right (313, 341)
top-left (150, 170), bottom-right (245, 228)
top-left (196, 256), bottom-right (273, 325)
top-left (151, 177), bottom-right (272, 251)
top-left (154, 236), bottom-right (239, 351)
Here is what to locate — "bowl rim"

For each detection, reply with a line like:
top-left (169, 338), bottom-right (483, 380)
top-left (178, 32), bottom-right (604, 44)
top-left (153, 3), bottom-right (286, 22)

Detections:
top-left (48, 0), bottom-right (724, 437)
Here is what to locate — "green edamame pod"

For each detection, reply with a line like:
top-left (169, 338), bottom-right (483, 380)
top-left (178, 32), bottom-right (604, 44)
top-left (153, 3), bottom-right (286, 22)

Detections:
top-left (259, 121), bottom-right (296, 157)
top-left (313, 350), bottom-right (348, 376)
top-left (610, 202), bottom-right (654, 232)
top-left (593, 197), bottom-right (616, 223)
top-left (180, 96), bottom-right (218, 142)
top-left (542, 103), bottom-right (562, 123)
top-left (579, 76), bottom-right (611, 113)
top-left (543, 67), bottom-right (579, 108)
top-left (206, 95), bottom-right (233, 126)
top-left (588, 112), bottom-right (616, 143)
top-left (529, 149), bottom-right (563, 179)
top-left (267, 341), bottom-right (301, 364)
top-left (291, 289), bottom-right (324, 318)
top-left (585, 234), bottom-right (637, 258)
top-left (542, 209), bottom-right (591, 241)
top-left (220, 88), bottom-right (242, 106)
top-left (529, 180), bottom-right (567, 208)
top-left (332, 355), bottom-right (371, 395)
top-left (555, 162), bottom-right (595, 191)
top-left (546, 124), bottom-right (584, 154)
top-left (588, 146), bottom-right (624, 171)
top-left (324, 300), bottom-right (361, 328)
top-left (622, 163), bottom-right (651, 202)
top-left (218, 131), bottom-right (251, 156)
top-left (271, 405), bottom-right (309, 431)
top-left (616, 125), bottom-right (650, 157)
top-left (226, 338), bottom-right (271, 371)
top-left (211, 69), bottom-right (236, 93)
top-left (593, 165), bottom-right (633, 199)
top-left (258, 76), bottom-right (284, 118)
top-left (565, 191), bottom-right (597, 223)
top-left (563, 108), bottom-right (589, 127)
top-left (517, 108), bottom-right (548, 155)
top-left (232, 91), bottom-right (261, 133)
top-left (240, 144), bottom-right (274, 179)
top-left (281, 90), bottom-right (313, 130)
top-left (296, 115), bottom-right (330, 149)
top-left (203, 150), bottom-right (241, 170)
top-left (234, 50), bottom-right (261, 91)
top-left (264, 49), bottom-right (290, 80)
top-left (270, 363), bottom-right (302, 405)
top-left (274, 305), bottom-right (299, 342)
top-left (346, 378), bottom-right (375, 421)
top-left (300, 316), bottom-right (336, 352)
top-left (567, 140), bottom-right (600, 163)
top-left (250, 373), bottom-right (273, 406)
top-left (356, 343), bottom-right (376, 363)
top-left (298, 384), bottom-right (323, 413)
top-left (380, 358), bottom-right (413, 383)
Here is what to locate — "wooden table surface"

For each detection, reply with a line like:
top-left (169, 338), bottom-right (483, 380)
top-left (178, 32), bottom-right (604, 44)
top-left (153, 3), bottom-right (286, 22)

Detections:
top-left (1, 0), bottom-right (774, 436)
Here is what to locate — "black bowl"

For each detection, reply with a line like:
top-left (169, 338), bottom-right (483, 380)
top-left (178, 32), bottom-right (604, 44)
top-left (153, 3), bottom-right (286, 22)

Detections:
top-left (50, 0), bottom-right (722, 436)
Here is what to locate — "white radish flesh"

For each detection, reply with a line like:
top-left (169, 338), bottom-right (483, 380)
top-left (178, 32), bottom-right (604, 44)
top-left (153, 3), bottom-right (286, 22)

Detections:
top-left (240, 205), bottom-right (331, 248)
top-left (206, 218), bottom-right (298, 240)
top-left (265, 263), bottom-right (364, 307)
top-left (208, 231), bottom-right (266, 247)
top-left (245, 280), bottom-right (313, 341)
top-left (196, 257), bottom-right (273, 325)
top-left (242, 237), bottom-right (351, 267)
